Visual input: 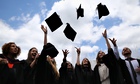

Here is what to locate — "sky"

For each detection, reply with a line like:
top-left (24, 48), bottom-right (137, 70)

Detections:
top-left (0, 0), bottom-right (140, 69)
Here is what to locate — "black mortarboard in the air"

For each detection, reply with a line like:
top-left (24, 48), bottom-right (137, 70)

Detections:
top-left (97, 3), bottom-right (109, 19)
top-left (63, 23), bottom-right (77, 41)
top-left (45, 12), bottom-right (63, 32)
top-left (44, 43), bottom-right (59, 58)
top-left (77, 4), bottom-right (84, 19)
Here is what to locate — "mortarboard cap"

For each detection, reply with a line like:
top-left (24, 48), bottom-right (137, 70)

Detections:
top-left (45, 12), bottom-right (63, 32)
top-left (44, 43), bottom-right (59, 58)
top-left (77, 4), bottom-right (84, 19)
top-left (97, 3), bottom-right (109, 19)
top-left (63, 23), bottom-right (77, 41)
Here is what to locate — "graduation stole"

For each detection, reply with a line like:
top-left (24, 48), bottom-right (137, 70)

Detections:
top-left (8, 63), bottom-right (14, 68)
top-left (5, 57), bottom-right (20, 68)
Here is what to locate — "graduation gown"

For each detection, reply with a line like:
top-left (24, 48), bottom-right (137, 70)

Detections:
top-left (0, 54), bottom-right (25, 84)
top-left (113, 46), bottom-right (140, 84)
top-left (59, 59), bottom-right (77, 84)
top-left (35, 44), bottom-right (58, 84)
top-left (118, 58), bottom-right (140, 84)
top-left (23, 61), bottom-right (37, 84)
top-left (101, 48), bottom-right (125, 84)
top-left (75, 64), bottom-right (94, 84)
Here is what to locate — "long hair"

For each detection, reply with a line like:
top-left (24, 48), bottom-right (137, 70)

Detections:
top-left (96, 51), bottom-right (104, 66)
top-left (67, 61), bottom-right (74, 70)
top-left (26, 47), bottom-right (38, 64)
top-left (81, 58), bottom-right (92, 71)
top-left (2, 42), bottom-right (21, 58)
top-left (47, 57), bottom-right (59, 80)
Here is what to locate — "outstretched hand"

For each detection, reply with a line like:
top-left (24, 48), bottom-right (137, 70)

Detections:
top-left (102, 29), bottom-right (107, 38)
top-left (41, 25), bottom-right (47, 34)
top-left (62, 49), bottom-right (69, 58)
top-left (109, 38), bottom-right (117, 46)
top-left (75, 47), bottom-right (81, 56)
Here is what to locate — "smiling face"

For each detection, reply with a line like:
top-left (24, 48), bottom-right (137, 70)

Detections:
top-left (30, 47), bottom-right (38, 59)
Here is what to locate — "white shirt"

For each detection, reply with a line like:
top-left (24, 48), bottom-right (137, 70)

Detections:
top-left (98, 64), bottom-right (110, 84)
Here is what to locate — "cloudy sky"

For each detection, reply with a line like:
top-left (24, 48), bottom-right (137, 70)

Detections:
top-left (0, 0), bottom-right (140, 69)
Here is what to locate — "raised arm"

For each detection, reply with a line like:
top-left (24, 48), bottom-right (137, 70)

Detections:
top-left (75, 47), bottom-right (81, 65)
top-left (30, 25), bottom-right (47, 68)
top-left (41, 25), bottom-right (47, 45)
top-left (102, 29), bottom-right (111, 49)
top-left (62, 49), bottom-right (69, 63)
top-left (109, 38), bottom-right (120, 60)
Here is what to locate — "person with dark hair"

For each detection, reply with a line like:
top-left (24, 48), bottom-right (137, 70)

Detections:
top-left (109, 38), bottom-right (140, 84)
top-left (59, 49), bottom-right (77, 84)
top-left (75, 47), bottom-right (94, 84)
top-left (0, 42), bottom-right (25, 84)
top-left (93, 29), bottom-right (125, 84)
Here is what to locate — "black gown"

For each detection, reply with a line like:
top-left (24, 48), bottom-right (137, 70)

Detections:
top-left (75, 64), bottom-right (94, 84)
top-left (0, 54), bottom-right (26, 84)
top-left (35, 44), bottom-right (59, 84)
top-left (23, 61), bottom-right (37, 84)
top-left (59, 59), bottom-right (77, 84)
top-left (118, 58), bottom-right (140, 84)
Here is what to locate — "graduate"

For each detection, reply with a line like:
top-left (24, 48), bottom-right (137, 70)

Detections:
top-left (93, 29), bottom-right (125, 84)
top-left (34, 25), bottom-right (59, 84)
top-left (59, 49), bottom-right (77, 84)
top-left (109, 38), bottom-right (140, 84)
top-left (23, 25), bottom-right (48, 84)
top-left (24, 47), bottom-right (39, 84)
top-left (0, 42), bottom-right (25, 84)
top-left (75, 47), bottom-right (95, 84)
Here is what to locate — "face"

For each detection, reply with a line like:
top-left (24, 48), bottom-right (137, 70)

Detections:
top-left (122, 47), bottom-right (131, 57)
top-left (98, 51), bottom-right (105, 58)
top-left (9, 43), bottom-right (18, 54)
top-left (30, 48), bottom-right (38, 59)
top-left (82, 58), bottom-right (89, 65)
top-left (67, 62), bottom-right (72, 69)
